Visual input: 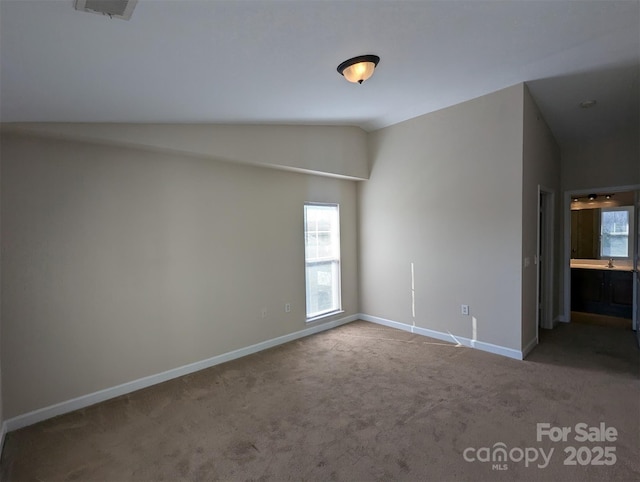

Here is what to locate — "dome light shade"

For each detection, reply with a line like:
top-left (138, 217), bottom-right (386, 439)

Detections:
top-left (337, 55), bottom-right (380, 84)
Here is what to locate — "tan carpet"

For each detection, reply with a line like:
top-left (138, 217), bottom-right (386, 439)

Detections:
top-left (2, 320), bottom-right (639, 481)
top-left (571, 311), bottom-right (632, 329)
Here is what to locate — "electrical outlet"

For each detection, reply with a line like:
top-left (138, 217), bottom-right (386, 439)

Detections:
top-left (461, 304), bottom-right (469, 316)
top-left (285, 303), bottom-right (291, 313)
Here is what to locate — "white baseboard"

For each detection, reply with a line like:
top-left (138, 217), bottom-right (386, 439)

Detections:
top-left (359, 314), bottom-right (525, 360)
top-left (5, 314), bottom-right (358, 433)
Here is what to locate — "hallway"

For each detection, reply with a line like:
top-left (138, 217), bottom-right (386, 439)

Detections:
top-left (534, 317), bottom-right (638, 378)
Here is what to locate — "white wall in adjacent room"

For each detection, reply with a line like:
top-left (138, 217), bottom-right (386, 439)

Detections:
top-left (561, 128), bottom-right (640, 192)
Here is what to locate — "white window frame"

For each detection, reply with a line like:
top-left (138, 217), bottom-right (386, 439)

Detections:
top-left (304, 203), bottom-right (342, 321)
top-left (600, 206), bottom-right (634, 259)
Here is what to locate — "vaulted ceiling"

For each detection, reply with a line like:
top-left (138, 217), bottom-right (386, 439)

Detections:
top-left (1, 1), bottom-right (638, 148)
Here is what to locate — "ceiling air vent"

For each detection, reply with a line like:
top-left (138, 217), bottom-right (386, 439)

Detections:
top-left (74, 0), bottom-right (138, 20)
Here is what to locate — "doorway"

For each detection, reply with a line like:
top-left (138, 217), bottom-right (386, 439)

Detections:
top-left (635, 190), bottom-right (640, 346)
top-left (537, 188), bottom-right (554, 337)
top-left (564, 186), bottom-right (640, 334)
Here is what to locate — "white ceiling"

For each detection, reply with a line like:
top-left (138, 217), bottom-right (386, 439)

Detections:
top-left (1, 0), bottom-right (638, 147)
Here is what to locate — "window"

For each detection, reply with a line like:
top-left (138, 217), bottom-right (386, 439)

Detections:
top-left (600, 207), bottom-right (633, 258)
top-left (304, 203), bottom-right (341, 320)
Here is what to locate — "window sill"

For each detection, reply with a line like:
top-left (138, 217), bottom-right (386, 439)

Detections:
top-left (306, 310), bottom-right (344, 323)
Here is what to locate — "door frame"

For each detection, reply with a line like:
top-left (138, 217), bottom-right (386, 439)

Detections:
top-left (635, 190), bottom-right (640, 344)
top-left (537, 186), bottom-right (555, 335)
top-left (563, 184), bottom-right (640, 326)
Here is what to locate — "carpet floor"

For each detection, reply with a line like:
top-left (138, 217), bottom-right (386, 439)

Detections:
top-left (1, 320), bottom-right (639, 481)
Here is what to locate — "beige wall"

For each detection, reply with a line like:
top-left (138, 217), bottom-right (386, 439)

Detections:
top-left (521, 86), bottom-right (561, 347)
top-left (359, 84), bottom-right (525, 351)
top-left (1, 131), bottom-right (359, 418)
top-left (561, 128), bottom-right (640, 192)
top-left (2, 123), bottom-right (369, 181)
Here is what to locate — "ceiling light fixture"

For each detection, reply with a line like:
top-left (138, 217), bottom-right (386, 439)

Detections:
top-left (573, 193), bottom-right (614, 202)
top-left (337, 55), bottom-right (380, 84)
top-left (580, 100), bottom-right (597, 109)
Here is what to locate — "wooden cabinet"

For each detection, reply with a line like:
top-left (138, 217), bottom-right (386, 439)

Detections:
top-left (571, 268), bottom-right (633, 318)
top-left (571, 209), bottom-right (600, 259)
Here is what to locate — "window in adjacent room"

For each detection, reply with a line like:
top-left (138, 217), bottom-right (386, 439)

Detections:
top-left (600, 206), bottom-right (634, 258)
top-left (304, 203), bottom-right (341, 320)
